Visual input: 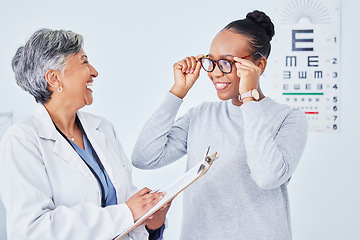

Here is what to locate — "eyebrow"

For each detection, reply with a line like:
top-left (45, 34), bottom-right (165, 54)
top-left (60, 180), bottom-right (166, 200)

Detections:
top-left (81, 55), bottom-right (88, 59)
top-left (207, 54), bottom-right (234, 58)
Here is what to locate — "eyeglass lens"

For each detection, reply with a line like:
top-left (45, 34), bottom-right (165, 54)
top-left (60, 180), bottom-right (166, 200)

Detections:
top-left (200, 58), bottom-right (232, 74)
top-left (218, 60), bottom-right (231, 73)
top-left (200, 58), bottom-right (214, 72)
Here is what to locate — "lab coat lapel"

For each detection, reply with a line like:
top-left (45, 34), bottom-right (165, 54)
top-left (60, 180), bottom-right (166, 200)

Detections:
top-left (76, 112), bottom-right (111, 175)
top-left (77, 112), bottom-right (127, 202)
top-left (52, 136), bottom-right (96, 181)
top-left (34, 104), bottom-right (98, 182)
top-left (76, 113), bottom-right (116, 186)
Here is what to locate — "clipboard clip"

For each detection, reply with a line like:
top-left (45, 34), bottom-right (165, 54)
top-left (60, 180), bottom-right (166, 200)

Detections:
top-left (197, 146), bottom-right (218, 174)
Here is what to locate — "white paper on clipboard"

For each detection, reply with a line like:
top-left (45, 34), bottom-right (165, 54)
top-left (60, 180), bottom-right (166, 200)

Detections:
top-left (114, 149), bottom-right (217, 239)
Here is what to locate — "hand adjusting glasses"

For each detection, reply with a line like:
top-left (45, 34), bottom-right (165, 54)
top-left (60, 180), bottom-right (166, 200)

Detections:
top-left (199, 52), bottom-right (264, 74)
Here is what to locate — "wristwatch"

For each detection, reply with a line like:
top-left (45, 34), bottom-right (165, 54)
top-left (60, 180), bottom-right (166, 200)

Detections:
top-left (239, 89), bottom-right (259, 101)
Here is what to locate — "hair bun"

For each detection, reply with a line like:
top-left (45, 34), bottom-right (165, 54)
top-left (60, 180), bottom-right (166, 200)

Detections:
top-left (246, 10), bottom-right (275, 41)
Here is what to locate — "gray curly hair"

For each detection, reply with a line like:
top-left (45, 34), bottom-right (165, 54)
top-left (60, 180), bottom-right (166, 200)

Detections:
top-left (11, 28), bottom-right (83, 104)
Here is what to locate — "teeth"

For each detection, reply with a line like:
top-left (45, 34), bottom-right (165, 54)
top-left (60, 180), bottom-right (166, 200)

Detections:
top-left (86, 82), bottom-right (93, 89)
top-left (216, 83), bottom-right (227, 88)
top-left (214, 82), bottom-right (230, 90)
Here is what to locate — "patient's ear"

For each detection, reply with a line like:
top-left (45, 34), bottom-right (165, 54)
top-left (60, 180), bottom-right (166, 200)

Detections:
top-left (257, 57), bottom-right (267, 75)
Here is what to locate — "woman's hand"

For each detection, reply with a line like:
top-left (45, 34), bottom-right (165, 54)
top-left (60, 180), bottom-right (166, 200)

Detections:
top-left (233, 57), bottom-right (262, 95)
top-left (170, 55), bottom-right (203, 99)
top-left (144, 200), bottom-right (172, 230)
top-left (125, 188), bottom-right (165, 222)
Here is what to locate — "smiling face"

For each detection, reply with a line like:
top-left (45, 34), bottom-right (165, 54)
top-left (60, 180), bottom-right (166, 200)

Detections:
top-left (207, 30), bottom-right (254, 101)
top-left (59, 49), bottom-right (98, 108)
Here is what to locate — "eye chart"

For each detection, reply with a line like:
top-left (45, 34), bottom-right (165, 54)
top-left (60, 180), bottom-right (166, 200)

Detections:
top-left (272, 0), bottom-right (340, 132)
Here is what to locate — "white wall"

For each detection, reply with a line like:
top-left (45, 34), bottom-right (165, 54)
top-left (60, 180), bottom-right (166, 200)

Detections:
top-left (0, 0), bottom-right (359, 239)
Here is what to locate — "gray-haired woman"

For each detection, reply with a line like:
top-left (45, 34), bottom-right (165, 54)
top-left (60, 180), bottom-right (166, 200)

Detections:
top-left (0, 29), bottom-right (168, 240)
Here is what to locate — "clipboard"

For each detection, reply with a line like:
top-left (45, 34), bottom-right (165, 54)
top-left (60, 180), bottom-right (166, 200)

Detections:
top-left (114, 147), bottom-right (218, 239)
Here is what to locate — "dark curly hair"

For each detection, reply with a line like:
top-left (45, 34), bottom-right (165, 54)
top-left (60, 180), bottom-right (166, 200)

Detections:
top-left (223, 10), bottom-right (275, 59)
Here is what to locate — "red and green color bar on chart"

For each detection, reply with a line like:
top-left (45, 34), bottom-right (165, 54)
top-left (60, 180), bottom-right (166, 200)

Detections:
top-left (282, 92), bottom-right (324, 115)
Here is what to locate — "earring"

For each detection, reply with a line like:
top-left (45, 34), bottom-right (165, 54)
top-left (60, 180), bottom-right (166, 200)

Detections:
top-left (57, 85), bottom-right (63, 93)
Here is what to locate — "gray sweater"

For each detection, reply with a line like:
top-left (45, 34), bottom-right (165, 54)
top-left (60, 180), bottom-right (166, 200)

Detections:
top-left (132, 92), bottom-right (307, 240)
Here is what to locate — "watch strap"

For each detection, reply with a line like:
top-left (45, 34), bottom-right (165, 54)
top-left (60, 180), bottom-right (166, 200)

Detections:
top-left (239, 89), bottom-right (259, 101)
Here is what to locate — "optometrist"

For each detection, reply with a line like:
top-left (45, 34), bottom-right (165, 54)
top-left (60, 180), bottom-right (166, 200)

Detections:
top-left (0, 29), bottom-right (169, 240)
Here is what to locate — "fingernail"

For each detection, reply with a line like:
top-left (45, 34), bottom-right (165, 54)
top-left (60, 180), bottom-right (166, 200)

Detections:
top-left (149, 189), bottom-right (159, 194)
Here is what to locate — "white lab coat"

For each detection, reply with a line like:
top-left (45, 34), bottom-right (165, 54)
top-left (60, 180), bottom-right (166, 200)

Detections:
top-left (0, 104), bottom-right (150, 240)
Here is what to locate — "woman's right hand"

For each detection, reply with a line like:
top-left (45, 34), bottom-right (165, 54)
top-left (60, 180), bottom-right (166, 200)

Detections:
top-left (170, 55), bottom-right (203, 99)
top-left (125, 187), bottom-right (165, 222)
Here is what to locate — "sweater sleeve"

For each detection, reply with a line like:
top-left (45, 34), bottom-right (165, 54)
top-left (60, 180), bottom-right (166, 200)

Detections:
top-left (132, 92), bottom-right (189, 169)
top-left (241, 101), bottom-right (308, 189)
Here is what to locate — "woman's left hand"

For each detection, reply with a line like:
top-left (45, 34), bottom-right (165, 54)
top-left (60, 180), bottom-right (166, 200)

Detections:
top-left (144, 201), bottom-right (172, 230)
top-left (233, 57), bottom-right (262, 94)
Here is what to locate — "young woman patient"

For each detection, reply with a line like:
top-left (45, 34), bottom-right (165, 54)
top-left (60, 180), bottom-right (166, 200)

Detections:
top-left (132, 10), bottom-right (308, 240)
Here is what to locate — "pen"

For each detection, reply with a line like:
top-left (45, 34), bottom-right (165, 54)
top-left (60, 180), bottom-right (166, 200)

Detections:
top-left (197, 164), bottom-right (205, 174)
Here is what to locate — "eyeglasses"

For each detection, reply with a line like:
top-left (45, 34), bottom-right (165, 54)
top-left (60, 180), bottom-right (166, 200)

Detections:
top-left (199, 52), bottom-right (264, 74)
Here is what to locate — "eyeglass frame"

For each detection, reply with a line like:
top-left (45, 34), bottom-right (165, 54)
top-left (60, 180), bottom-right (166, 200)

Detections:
top-left (199, 52), bottom-right (264, 74)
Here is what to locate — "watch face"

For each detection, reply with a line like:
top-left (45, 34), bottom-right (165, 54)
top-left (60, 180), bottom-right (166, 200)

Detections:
top-left (252, 89), bottom-right (260, 100)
